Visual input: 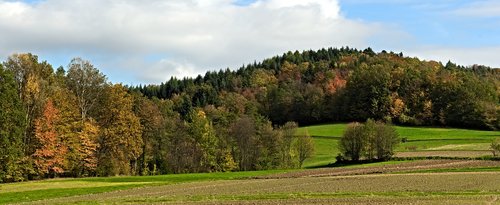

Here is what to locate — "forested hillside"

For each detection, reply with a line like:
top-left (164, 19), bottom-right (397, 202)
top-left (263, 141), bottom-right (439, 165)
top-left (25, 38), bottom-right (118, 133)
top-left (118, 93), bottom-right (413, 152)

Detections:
top-left (0, 47), bottom-right (498, 182)
top-left (135, 47), bottom-right (499, 130)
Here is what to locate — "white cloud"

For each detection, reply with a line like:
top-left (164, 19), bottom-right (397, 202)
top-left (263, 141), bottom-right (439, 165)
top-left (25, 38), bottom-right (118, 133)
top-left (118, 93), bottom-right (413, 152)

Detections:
top-left (452, 0), bottom-right (500, 18)
top-left (0, 0), bottom-right (393, 84)
top-left (406, 46), bottom-right (500, 68)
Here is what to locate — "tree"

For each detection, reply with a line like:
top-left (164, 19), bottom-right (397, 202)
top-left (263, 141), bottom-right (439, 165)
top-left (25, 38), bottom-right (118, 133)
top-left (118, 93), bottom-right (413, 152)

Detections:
top-left (165, 119), bottom-right (196, 173)
top-left (373, 121), bottom-right (399, 160)
top-left (0, 65), bottom-right (27, 182)
top-left (150, 98), bottom-right (177, 174)
top-left (230, 116), bottom-right (257, 171)
top-left (188, 109), bottom-right (220, 172)
top-left (32, 100), bottom-right (67, 177)
top-left (344, 64), bottom-right (392, 121)
top-left (96, 85), bottom-right (143, 176)
top-left (257, 121), bottom-right (282, 169)
top-left (339, 120), bottom-right (399, 162)
top-left (49, 85), bottom-right (83, 177)
top-left (294, 129), bottom-right (315, 167)
top-left (66, 58), bottom-right (107, 121)
top-left (280, 122), bottom-right (299, 168)
top-left (77, 120), bottom-right (100, 176)
top-left (339, 122), bottom-right (365, 161)
top-left (133, 94), bottom-right (164, 175)
top-left (3, 53), bottom-right (53, 155)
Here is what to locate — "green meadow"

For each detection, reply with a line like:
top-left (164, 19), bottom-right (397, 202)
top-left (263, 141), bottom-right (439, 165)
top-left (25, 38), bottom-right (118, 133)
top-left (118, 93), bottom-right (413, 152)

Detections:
top-left (298, 123), bottom-right (500, 167)
top-left (0, 170), bottom-right (291, 204)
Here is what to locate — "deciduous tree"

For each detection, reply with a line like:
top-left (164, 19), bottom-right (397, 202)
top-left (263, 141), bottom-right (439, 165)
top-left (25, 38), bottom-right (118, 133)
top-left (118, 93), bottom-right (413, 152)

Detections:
top-left (0, 66), bottom-right (27, 182)
top-left (3, 53), bottom-right (53, 155)
top-left (32, 100), bottom-right (67, 177)
top-left (66, 58), bottom-right (107, 121)
top-left (294, 130), bottom-right (315, 167)
top-left (97, 85), bottom-right (142, 176)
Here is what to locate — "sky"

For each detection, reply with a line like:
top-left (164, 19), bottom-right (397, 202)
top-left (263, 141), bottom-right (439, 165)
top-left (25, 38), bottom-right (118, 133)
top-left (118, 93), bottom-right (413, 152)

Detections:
top-left (0, 0), bottom-right (499, 85)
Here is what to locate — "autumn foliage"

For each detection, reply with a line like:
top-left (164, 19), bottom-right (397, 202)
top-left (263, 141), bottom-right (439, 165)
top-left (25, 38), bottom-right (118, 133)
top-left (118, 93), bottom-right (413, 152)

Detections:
top-left (0, 47), bottom-right (498, 182)
top-left (32, 100), bottom-right (67, 176)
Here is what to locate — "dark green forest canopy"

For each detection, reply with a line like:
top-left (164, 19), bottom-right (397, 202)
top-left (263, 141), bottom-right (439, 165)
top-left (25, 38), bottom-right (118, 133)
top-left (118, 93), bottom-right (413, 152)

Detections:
top-left (132, 47), bottom-right (500, 130)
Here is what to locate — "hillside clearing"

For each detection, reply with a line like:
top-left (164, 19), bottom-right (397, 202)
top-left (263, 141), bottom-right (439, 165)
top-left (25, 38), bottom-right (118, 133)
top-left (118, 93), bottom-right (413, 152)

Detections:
top-left (298, 124), bottom-right (500, 167)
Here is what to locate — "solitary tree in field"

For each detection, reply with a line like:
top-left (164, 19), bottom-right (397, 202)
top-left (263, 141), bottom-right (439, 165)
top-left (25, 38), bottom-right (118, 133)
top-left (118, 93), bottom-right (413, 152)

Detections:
top-left (339, 120), bottom-right (399, 162)
top-left (339, 122), bottom-right (366, 161)
top-left (294, 130), bottom-right (315, 167)
top-left (373, 121), bottom-right (399, 160)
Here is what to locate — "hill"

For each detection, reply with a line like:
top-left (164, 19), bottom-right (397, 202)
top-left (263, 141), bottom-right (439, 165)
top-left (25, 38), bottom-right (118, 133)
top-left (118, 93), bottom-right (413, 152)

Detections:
top-left (134, 47), bottom-right (500, 130)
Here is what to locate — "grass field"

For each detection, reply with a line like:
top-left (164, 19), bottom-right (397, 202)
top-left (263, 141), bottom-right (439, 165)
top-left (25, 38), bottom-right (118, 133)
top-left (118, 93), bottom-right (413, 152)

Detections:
top-left (0, 170), bottom-right (291, 204)
top-left (297, 123), bottom-right (500, 167)
top-left (2, 124), bottom-right (500, 204)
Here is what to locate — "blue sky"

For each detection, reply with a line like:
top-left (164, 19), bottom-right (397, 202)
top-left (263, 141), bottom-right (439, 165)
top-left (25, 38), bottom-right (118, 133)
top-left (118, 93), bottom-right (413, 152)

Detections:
top-left (1, 0), bottom-right (499, 84)
top-left (342, 0), bottom-right (500, 47)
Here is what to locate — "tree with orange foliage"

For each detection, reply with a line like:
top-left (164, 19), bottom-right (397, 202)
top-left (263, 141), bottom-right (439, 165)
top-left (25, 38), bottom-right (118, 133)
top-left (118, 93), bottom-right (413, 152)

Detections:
top-left (32, 100), bottom-right (67, 177)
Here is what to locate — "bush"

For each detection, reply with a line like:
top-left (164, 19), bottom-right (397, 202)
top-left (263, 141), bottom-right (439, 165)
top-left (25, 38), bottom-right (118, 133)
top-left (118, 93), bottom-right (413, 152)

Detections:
top-left (339, 122), bottom-right (365, 161)
top-left (338, 119), bottom-right (399, 162)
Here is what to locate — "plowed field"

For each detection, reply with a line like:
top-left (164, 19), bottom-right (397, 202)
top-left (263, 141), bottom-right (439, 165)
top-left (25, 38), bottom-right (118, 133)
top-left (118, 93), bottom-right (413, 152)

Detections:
top-left (31, 160), bottom-right (500, 205)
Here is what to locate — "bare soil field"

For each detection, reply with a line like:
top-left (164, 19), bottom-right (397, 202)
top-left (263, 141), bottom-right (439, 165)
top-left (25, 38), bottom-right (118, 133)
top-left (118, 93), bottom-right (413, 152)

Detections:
top-left (258, 160), bottom-right (500, 178)
top-left (36, 171), bottom-right (500, 204)
top-left (161, 195), bottom-right (500, 205)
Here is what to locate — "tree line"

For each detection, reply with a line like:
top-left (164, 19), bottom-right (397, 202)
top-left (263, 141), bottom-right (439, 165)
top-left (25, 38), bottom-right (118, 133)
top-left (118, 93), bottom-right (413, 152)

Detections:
top-left (0, 54), bottom-right (314, 182)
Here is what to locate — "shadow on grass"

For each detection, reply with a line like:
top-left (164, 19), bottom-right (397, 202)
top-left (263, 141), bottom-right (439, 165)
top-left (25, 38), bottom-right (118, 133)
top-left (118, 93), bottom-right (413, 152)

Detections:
top-left (306, 159), bottom-right (389, 169)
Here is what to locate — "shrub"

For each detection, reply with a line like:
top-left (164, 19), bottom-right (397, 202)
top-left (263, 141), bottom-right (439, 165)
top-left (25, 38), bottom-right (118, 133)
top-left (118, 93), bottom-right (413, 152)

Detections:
top-left (339, 122), bottom-right (365, 161)
top-left (338, 119), bottom-right (399, 162)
